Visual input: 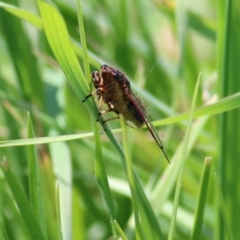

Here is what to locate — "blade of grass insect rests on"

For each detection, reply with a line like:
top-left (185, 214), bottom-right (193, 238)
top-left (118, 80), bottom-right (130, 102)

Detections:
top-left (113, 220), bottom-right (128, 240)
top-left (76, 0), bottom-right (91, 84)
top-left (1, 161), bottom-right (45, 240)
top-left (55, 184), bottom-right (63, 240)
top-left (37, 1), bottom-right (98, 118)
top-left (27, 113), bottom-right (47, 238)
top-left (120, 116), bottom-right (143, 240)
top-left (190, 157), bottom-right (212, 240)
top-left (92, 117), bottom-right (118, 239)
top-left (168, 74), bottom-right (201, 240)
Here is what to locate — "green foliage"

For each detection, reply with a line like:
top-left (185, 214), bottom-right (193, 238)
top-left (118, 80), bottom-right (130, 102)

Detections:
top-left (0, 0), bottom-right (240, 239)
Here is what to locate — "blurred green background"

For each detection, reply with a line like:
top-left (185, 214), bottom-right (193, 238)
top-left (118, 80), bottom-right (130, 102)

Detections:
top-left (0, 0), bottom-right (240, 239)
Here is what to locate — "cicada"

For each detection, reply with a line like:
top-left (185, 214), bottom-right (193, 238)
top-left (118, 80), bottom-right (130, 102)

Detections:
top-left (82, 64), bottom-right (169, 162)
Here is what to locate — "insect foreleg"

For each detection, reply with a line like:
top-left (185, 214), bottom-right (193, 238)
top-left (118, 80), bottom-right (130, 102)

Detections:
top-left (82, 89), bottom-right (99, 102)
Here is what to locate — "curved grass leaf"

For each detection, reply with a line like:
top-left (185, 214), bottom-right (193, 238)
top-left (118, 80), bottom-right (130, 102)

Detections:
top-left (120, 116), bottom-right (143, 240)
top-left (0, 2), bottom-right (42, 28)
top-left (168, 74), bottom-right (201, 239)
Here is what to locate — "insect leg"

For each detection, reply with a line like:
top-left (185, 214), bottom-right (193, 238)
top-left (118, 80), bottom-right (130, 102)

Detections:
top-left (96, 109), bottom-right (114, 123)
top-left (97, 102), bottom-right (119, 131)
top-left (102, 116), bottom-right (120, 124)
top-left (100, 115), bottom-right (120, 131)
top-left (82, 89), bottom-right (100, 102)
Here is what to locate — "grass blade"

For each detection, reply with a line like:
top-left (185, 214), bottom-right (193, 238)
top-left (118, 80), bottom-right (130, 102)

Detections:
top-left (113, 220), bottom-right (128, 240)
top-left (0, 2), bottom-right (43, 106)
top-left (217, 0), bottom-right (240, 239)
top-left (190, 157), bottom-right (212, 240)
top-left (120, 116), bottom-right (142, 240)
top-left (168, 74), bottom-right (201, 239)
top-left (92, 118), bottom-right (117, 238)
top-left (55, 184), bottom-right (63, 240)
top-left (27, 113), bottom-right (46, 238)
top-left (76, 0), bottom-right (91, 83)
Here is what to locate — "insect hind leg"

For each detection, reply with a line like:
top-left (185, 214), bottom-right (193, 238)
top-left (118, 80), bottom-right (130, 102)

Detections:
top-left (101, 116), bottom-right (120, 131)
top-left (96, 108), bottom-right (119, 131)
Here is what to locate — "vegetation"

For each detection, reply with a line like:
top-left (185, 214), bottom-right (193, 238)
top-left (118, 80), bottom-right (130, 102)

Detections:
top-left (0, 0), bottom-right (240, 239)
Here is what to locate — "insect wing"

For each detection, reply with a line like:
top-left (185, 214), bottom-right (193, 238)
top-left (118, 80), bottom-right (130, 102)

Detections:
top-left (125, 90), bottom-right (170, 163)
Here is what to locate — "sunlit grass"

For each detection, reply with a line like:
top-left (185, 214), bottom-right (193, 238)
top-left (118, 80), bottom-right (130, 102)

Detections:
top-left (0, 0), bottom-right (240, 240)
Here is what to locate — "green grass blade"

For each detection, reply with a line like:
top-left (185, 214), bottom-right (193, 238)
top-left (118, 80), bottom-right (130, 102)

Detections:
top-left (1, 161), bottom-right (45, 240)
top-left (168, 74), bottom-right (201, 239)
top-left (214, 176), bottom-right (234, 240)
top-left (120, 116), bottom-right (142, 240)
top-left (190, 157), bottom-right (212, 240)
top-left (0, 132), bottom-right (93, 148)
top-left (151, 116), bottom-right (209, 212)
top-left (0, 2), bottom-right (43, 106)
top-left (49, 139), bottom-right (72, 239)
top-left (38, 1), bottom-right (93, 112)
top-left (55, 184), bottom-right (63, 240)
top-left (0, 2), bottom-right (100, 70)
top-left (0, 2), bottom-right (42, 28)
top-left (92, 118), bottom-right (117, 238)
top-left (217, 0), bottom-right (240, 238)
top-left (76, 0), bottom-right (91, 83)
top-left (27, 113), bottom-right (46, 238)
top-left (154, 91), bottom-right (240, 127)
top-left (113, 220), bottom-right (128, 240)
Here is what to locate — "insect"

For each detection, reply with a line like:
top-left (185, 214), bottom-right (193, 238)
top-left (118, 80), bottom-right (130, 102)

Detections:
top-left (82, 64), bottom-right (169, 163)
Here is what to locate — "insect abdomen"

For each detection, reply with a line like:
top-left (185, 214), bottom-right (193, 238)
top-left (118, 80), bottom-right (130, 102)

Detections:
top-left (122, 101), bottom-right (144, 128)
